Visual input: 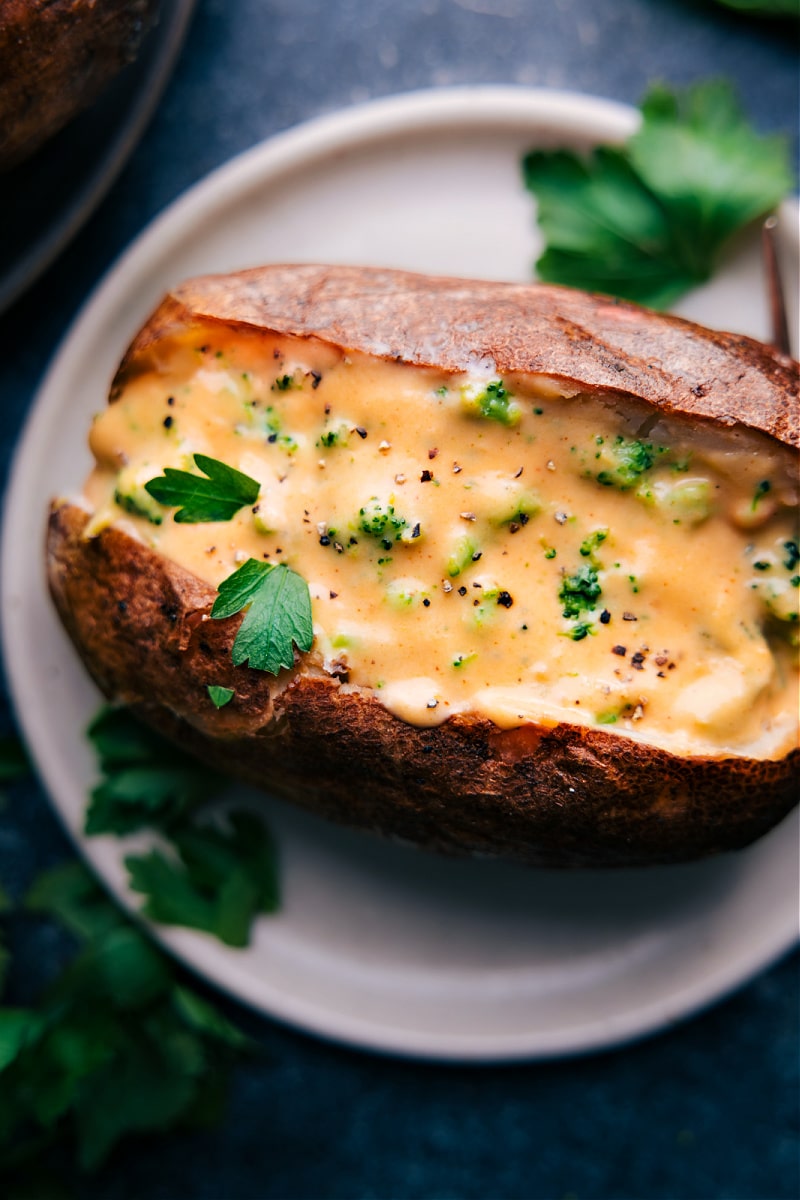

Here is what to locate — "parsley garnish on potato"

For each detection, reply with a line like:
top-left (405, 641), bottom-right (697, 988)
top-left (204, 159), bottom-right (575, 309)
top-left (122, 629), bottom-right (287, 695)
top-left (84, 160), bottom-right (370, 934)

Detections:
top-left (145, 453), bottom-right (260, 522)
top-left (522, 80), bottom-right (792, 308)
top-left (212, 558), bottom-right (314, 674)
top-left (207, 684), bottom-right (235, 708)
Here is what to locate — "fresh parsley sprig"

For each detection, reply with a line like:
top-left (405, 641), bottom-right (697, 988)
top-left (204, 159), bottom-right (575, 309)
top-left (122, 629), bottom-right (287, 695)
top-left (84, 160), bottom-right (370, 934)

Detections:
top-left (0, 732), bottom-right (30, 813)
top-left (85, 706), bottom-right (221, 837)
top-left (0, 861), bottom-right (251, 1174)
top-left (522, 80), bottom-right (793, 309)
top-left (85, 708), bottom-right (280, 947)
top-left (212, 559), bottom-right (314, 674)
top-left (714, 0), bottom-right (798, 14)
top-left (126, 813), bottom-right (279, 948)
top-left (144, 453), bottom-right (260, 523)
top-left (0, 734), bottom-right (29, 785)
top-left (0, 883), bottom-right (10, 998)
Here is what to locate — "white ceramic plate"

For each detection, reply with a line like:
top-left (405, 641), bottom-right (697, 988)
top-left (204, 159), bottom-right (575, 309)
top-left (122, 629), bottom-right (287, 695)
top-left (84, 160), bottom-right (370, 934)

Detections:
top-left (0, 0), bottom-right (196, 313)
top-left (3, 87), bottom-right (798, 1061)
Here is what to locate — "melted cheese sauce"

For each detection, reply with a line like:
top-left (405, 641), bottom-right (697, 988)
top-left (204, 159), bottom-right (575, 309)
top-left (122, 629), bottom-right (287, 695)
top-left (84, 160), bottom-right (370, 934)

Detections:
top-left (83, 328), bottom-right (800, 759)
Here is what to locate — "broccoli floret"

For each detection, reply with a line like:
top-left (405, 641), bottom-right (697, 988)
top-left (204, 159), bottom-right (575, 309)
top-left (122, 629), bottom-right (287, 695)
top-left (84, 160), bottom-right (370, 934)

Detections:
top-left (595, 437), bottom-right (657, 490)
top-left (113, 467), bottom-right (164, 525)
top-left (461, 379), bottom-right (520, 426)
top-left (579, 529), bottom-right (608, 564)
top-left (445, 534), bottom-right (480, 578)
top-left (358, 498), bottom-right (408, 549)
top-left (490, 489), bottom-right (542, 527)
top-left (559, 564), bottom-right (601, 619)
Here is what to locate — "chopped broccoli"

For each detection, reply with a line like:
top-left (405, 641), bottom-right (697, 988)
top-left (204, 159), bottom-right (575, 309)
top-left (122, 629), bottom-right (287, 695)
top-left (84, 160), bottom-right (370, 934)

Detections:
top-left (594, 436), bottom-right (658, 489)
top-left (316, 422), bottom-right (350, 450)
top-left (752, 479), bottom-right (772, 510)
top-left (579, 529), bottom-right (608, 564)
top-left (559, 564), bottom-right (602, 619)
top-left (445, 534), bottom-right (480, 578)
top-left (461, 379), bottom-right (520, 426)
top-left (490, 489), bottom-right (542, 527)
top-left (114, 466), bottom-right (164, 525)
top-left (358, 498), bottom-right (408, 550)
top-left (641, 477), bottom-right (713, 525)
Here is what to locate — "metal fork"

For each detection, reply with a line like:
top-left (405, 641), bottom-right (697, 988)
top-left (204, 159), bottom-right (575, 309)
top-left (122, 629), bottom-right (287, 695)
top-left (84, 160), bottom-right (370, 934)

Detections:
top-left (762, 215), bottom-right (792, 356)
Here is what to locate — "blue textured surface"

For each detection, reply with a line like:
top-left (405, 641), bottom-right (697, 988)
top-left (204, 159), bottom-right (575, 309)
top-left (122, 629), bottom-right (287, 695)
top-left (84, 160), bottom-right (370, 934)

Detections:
top-left (1, 1), bottom-right (798, 1196)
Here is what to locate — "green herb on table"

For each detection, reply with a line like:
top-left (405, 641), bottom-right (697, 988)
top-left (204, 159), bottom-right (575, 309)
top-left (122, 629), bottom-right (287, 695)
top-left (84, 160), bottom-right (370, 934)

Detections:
top-left (85, 708), bottom-right (280, 947)
top-left (0, 861), bottom-right (251, 1173)
top-left (0, 883), bottom-right (10, 997)
top-left (0, 732), bottom-right (30, 809)
top-left (212, 559), bottom-right (314, 674)
top-left (126, 812), bottom-right (279, 949)
top-left (145, 453), bottom-right (260, 523)
top-left (713, 0), bottom-right (798, 15)
top-left (522, 80), bottom-right (792, 308)
top-left (85, 707), bottom-right (219, 837)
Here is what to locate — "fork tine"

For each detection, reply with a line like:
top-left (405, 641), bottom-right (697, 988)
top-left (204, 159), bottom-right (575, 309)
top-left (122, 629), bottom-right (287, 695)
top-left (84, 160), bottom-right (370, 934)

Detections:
top-left (762, 215), bottom-right (792, 357)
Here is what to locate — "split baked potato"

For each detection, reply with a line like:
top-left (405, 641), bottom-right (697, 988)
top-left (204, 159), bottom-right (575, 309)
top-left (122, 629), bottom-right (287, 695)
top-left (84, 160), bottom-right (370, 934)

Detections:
top-left (0, 0), bottom-right (161, 169)
top-left (47, 265), bottom-right (800, 867)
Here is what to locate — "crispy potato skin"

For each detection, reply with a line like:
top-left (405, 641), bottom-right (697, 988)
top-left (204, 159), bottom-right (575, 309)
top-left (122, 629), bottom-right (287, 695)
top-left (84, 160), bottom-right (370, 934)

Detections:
top-left (0, 0), bottom-right (160, 169)
top-left (48, 266), bottom-right (800, 868)
top-left (115, 264), bottom-right (799, 448)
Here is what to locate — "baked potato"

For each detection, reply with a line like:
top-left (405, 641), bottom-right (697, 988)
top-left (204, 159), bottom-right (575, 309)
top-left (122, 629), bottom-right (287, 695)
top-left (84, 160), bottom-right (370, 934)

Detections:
top-left (47, 264), bottom-right (800, 867)
top-left (0, 0), bottom-right (161, 170)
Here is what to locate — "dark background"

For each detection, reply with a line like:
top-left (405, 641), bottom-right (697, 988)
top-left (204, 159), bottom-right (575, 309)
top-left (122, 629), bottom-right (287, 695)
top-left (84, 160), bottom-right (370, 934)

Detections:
top-left (1, 1), bottom-right (798, 1197)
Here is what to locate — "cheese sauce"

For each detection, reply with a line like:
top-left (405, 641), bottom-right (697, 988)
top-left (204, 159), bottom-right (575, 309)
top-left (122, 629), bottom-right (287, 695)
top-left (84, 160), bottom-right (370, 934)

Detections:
top-left (83, 328), bottom-right (800, 759)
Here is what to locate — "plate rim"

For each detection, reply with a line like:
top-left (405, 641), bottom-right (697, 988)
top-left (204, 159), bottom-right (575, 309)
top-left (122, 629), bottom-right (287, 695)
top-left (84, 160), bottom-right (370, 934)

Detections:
top-left (3, 83), bottom-right (798, 1063)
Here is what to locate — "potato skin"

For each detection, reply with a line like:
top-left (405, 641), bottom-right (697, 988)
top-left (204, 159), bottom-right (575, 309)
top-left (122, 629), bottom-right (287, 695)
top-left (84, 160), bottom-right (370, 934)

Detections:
top-left (0, 0), bottom-right (160, 169)
top-left (115, 264), bottom-right (799, 448)
top-left (48, 266), bottom-right (800, 867)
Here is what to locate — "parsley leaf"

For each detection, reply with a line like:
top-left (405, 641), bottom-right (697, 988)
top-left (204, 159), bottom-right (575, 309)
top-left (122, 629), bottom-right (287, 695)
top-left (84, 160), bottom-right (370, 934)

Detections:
top-left (85, 707), bottom-right (220, 837)
top-left (207, 684), bottom-right (235, 708)
top-left (0, 862), bottom-right (252, 1173)
top-left (714, 0), bottom-right (798, 13)
top-left (0, 730), bottom-right (30, 815)
top-left (211, 559), bottom-right (314, 674)
top-left (144, 453), bottom-right (260, 523)
top-left (126, 813), bottom-right (279, 948)
top-left (84, 708), bottom-right (280, 946)
top-left (523, 80), bottom-right (792, 309)
top-left (0, 733), bottom-right (30, 783)
top-left (0, 883), bottom-right (10, 998)
top-left (26, 859), bottom-right (122, 941)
